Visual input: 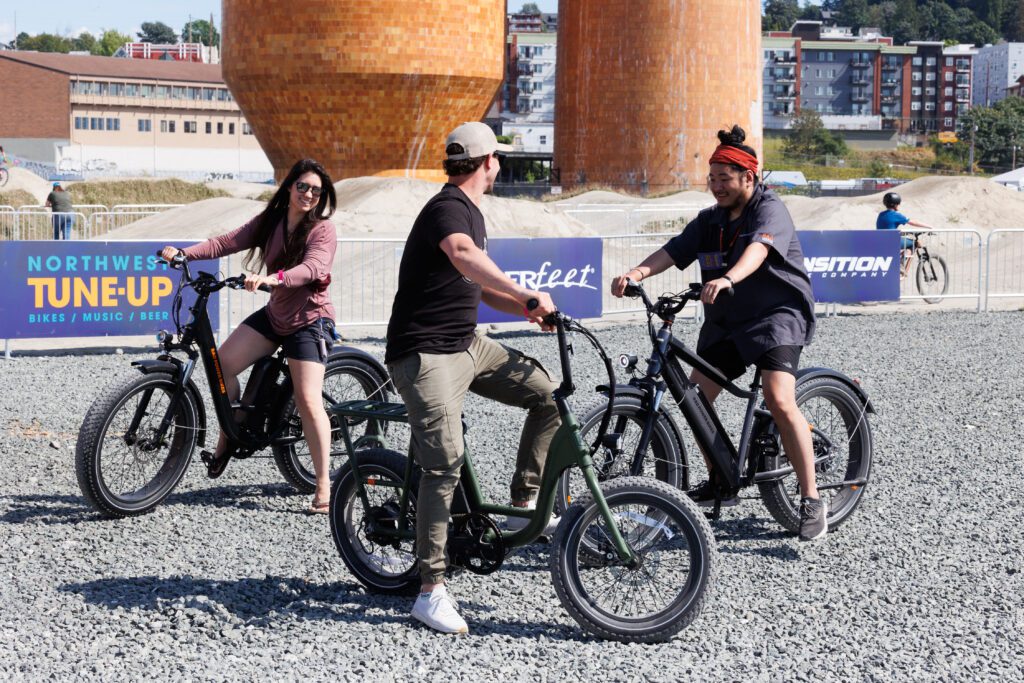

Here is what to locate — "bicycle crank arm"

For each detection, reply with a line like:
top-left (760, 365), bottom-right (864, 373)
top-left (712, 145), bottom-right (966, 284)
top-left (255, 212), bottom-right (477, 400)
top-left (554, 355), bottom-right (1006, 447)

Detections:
top-left (815, 478), bottom-right (869, 491)
top-left (752, 452), bottom-right (834, 482)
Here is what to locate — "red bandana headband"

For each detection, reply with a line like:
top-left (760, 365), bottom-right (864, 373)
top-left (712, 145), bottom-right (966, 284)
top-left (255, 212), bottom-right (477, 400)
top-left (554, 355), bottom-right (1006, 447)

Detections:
top-left (709, 145), bottom-right (758, 176)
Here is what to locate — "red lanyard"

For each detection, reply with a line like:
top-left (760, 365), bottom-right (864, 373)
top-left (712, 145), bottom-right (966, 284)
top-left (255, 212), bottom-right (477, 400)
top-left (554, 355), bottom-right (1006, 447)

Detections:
top-left (719, 220), bottom-right (742, 252)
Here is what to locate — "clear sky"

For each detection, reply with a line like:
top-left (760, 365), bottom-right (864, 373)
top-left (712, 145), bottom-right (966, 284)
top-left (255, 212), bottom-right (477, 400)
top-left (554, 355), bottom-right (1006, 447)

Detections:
top-left (0, 1), bottom-right (222, 44)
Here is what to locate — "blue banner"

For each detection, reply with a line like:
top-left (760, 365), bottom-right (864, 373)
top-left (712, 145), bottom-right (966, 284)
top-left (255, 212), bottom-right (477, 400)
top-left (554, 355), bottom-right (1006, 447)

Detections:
top-left (0, 241), bottom-right (215, 339)
top-left (479, 238), bottom-right (603, 323)
top-left (799, 230), bottom-right (900, 303)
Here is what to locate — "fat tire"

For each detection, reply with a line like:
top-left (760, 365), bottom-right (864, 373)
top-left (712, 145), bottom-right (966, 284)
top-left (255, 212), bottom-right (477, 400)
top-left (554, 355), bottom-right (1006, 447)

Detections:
top-left (0, 168), bottom-right (8, 187)
top-left (273, 357), bottom-right (390, 493)
top-left (75, 372), bottom-right (198, 518)
top-left (550, 476), bottom-right (716, 643)
top-left (556, 396), bottom-right (686, 515)
top-left (917, 254), bottom-right (949, 304)
top-left (757, 376), bottom-right (873, 535)
top-left (330, 447), bottom-right (420, 596)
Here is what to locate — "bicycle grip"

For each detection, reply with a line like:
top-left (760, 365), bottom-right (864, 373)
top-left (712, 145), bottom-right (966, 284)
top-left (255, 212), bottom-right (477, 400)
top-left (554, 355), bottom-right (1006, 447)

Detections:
top-left (525, 298), bottom-right (539, 311)
top-left (257, 284), bottom-right (272, 293)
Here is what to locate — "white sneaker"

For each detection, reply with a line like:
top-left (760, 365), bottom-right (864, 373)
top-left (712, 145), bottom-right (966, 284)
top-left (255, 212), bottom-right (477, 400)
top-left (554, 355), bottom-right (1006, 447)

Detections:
top-left (504, 501), bottom-right (560, 536)
top-left (410, 585), bottom-right (468, 634)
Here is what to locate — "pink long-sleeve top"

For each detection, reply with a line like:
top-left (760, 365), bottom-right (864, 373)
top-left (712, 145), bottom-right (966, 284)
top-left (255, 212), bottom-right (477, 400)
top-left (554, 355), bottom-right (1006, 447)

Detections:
top-left (183, 216), bottom-right (337, 335)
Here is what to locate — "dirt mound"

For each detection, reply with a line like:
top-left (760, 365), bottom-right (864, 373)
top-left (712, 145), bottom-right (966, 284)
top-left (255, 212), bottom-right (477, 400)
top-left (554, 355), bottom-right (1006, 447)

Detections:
top-left (2, 167), bottom-right (53, 204)
top-left (102, 177), bottom-right (591, 240)
top-left (556, 188), bottom-right (711, 207)
top-left (782, 176), bottom-right (1024, 234)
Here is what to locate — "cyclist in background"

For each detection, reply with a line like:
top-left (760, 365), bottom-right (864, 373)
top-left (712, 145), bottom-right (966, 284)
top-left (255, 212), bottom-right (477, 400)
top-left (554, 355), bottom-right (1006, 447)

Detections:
top-left (876, 192), bottom-right (933, 278)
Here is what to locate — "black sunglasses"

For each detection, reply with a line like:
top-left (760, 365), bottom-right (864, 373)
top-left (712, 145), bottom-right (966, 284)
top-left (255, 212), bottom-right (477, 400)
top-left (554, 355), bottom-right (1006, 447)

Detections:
top-left (294, 181), bottom-right (324, 197)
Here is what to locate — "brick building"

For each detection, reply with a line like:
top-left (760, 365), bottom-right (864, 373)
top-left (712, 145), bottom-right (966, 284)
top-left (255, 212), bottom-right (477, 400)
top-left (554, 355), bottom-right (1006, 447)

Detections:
top-left (764, 21), bottom-right (975, 137)
top-left (0, 51), bottom-right (271, 178)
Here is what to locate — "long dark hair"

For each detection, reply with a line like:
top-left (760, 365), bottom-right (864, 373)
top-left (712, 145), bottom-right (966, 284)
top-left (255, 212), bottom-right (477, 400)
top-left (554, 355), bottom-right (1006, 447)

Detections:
top-left (243, 158), bottom-right (337, 273)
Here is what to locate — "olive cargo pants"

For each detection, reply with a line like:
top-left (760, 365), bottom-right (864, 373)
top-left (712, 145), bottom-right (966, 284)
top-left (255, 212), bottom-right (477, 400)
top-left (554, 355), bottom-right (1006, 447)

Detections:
top-left (387, 334), bottom-right (560, 585)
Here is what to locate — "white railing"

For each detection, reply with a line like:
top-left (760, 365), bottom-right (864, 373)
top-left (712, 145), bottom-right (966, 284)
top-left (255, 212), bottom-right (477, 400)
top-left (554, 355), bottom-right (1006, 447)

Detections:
top-left (602, 233), bottom-right (700, 318)
top-left (985, 229), bottom-right (1024, 310)
top-left (6, 211), bottom-right (89, 240)
top-left (898, 228), bottom-right (983, 310)
top-left (88, 212), bottom-right (162, 239)
top-left (110, 204), bottom-right (185, 213)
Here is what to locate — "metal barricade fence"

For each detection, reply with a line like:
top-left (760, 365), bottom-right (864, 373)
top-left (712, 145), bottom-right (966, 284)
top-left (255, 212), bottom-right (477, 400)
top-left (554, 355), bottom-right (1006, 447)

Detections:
top-left (898, 229), bottom-right (983, 310)
top-left (0, 206), bottom-right (15, 240)
top-left (110, 204), bottom-right (185, 213)
top-left (627, 206), bottom-right (703, 234)
top-left (88, 212), bottom-right (161, 239)
top-left (984, 229), bottom-right (1024, 310)
top-left (8, 211), bottom-right (89, 240)
top-left (563, 208), bottom-right (630, 235)
top-left (220, 239), bottom-right (406, 334)
top-left (602, 233), bottom-right (701, 319)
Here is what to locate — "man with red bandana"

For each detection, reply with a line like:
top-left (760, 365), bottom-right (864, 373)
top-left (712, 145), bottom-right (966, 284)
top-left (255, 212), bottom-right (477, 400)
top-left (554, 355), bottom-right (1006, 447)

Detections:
top-left (610, 125), bottom-right (826, 541)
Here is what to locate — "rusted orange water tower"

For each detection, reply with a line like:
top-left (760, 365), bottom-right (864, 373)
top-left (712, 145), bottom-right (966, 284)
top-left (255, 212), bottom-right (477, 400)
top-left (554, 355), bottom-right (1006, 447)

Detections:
top-left (221, 1), bottom-right (506, 182)
top-left (555, 1), bottom-right (763, 193)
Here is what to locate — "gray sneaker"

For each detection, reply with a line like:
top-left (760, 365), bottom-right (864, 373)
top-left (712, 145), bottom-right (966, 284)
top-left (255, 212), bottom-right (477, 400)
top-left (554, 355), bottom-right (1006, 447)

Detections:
top-left (799, 496), bottom-right (828, 542)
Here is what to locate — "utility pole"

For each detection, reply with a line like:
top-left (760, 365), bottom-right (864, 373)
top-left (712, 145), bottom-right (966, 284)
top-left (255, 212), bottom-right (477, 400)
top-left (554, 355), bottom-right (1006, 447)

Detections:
top-left (969, 125), bottom-right (977, 174)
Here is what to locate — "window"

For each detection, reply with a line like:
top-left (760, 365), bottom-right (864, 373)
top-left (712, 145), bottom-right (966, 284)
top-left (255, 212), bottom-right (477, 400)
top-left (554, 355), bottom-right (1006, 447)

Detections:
top-left (912, 87), bottom-right (922, 96)
top-left (945, 87), bottom-right (953, 96)
top-left (925, 102), bottom-right (936, 111)
top-left (90, 117), bottom-right (103, 130)
top-left (228, 123), bottom-right (235, 135)
top-left (105, 118), bottom-right (120, 131)
top-left (912, 56), bottom-right (922, 66)
top-left (110, 83), bottom-right (124, 96)
top-left (926, 57), bottom-right (936, 66)
top-left (911, 101), bottom-right (922, 111)
top-left (946, 57), bottom-right (954, 66)
top-left (138, 119), bottom-right (151, 132)
top-left (217, 122), bottom-right (223, 134)
top-left (125, 84), bottom-right (139, 97)
top-left (159, 120), bottom-right (176, 133)
top-left (945, 72), bottom-right (954, 82)
top-left (205, 122), bottom-right (212, 134)
top-left (156, 85), bottom-right (169, 98)
top-left (827, 69), bottom-right (836, 78)
top-left (926, 72), bottom-right (936, 81)
top-left (539, 135), bottom-right (547, 145)
top-left (242, 123), bottom-right (254, 135)
top-left (944, 117), bottom-right (954, 127)
top-left (944, 102), bottom-right (953, 111)
top-left (171, 86), bottom-right (186, 99)
top-left (184, 121), bottom-right (197, 134)
top-left (912, 72), bottom-right (922, 81)
top-left (926, 87), bottom-right (935, 96)
top-left (74, 117), bottom-right (86, 130)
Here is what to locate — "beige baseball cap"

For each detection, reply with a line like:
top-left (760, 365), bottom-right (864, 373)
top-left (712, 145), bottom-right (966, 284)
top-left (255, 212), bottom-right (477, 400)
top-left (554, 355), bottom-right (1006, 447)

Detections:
top-left (445, 122), bottom-right (513, 160)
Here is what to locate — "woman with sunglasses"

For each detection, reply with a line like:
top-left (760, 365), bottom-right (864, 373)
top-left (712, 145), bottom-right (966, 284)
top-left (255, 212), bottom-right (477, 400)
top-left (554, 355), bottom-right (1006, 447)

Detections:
top-left (160, 158), bottom-right (339, 513)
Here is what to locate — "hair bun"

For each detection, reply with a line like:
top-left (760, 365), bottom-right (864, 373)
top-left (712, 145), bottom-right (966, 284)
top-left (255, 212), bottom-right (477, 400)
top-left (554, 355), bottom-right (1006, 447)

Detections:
top-left (717, 125), bottom-right (747, 146)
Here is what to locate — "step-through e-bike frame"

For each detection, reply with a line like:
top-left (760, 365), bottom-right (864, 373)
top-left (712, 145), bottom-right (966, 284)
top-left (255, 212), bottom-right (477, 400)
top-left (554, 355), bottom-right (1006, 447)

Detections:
top-left (333, 311), bottom-right (636, 555)
top-left (611, 281), bottom-right (874, 517)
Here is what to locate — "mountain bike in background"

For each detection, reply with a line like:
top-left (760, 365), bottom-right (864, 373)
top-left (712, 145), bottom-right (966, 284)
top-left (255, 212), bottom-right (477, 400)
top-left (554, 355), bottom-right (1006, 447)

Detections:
top-left (902, 231), bottom-right (949, 304)
top-left (76, 253), bottom-right (392, 518)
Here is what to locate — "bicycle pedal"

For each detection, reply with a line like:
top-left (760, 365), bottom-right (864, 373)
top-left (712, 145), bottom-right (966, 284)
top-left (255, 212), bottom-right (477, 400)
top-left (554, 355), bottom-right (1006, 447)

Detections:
top-left (200, 449), bottom-right (231, 479)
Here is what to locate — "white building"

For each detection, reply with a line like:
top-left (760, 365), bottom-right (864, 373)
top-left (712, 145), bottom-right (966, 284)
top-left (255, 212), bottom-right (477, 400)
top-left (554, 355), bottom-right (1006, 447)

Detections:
top-left (501, 32), bottom-right (556, 154)
top-left (972, 43), bottom-right (1024, 107)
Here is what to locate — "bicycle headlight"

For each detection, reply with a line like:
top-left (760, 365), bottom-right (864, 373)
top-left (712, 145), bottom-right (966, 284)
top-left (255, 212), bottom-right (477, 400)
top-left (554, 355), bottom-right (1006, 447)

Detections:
top-left (156, 329), bottom-right (171, 344)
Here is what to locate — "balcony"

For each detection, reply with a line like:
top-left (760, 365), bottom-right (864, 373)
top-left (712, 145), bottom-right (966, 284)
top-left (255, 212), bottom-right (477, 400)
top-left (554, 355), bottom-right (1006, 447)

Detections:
top-left (955, 60), bottom-right (971, 72)
top-left (850, 76), bottom-right (869, 86)
top-left (773, 56), bottom-right (797, 66)
top-left (882, 63), bottom-right (900, 72)
top-left (775, 93), bottom-right (797, 101)
top-left (881, 96), bottom-right (897, 104)
top-left (852, 93), bottom-right (871, 103)
top-left (850, 59), bottom-right (871, 68)
top-left (956, 91), bottom-right (970, 102)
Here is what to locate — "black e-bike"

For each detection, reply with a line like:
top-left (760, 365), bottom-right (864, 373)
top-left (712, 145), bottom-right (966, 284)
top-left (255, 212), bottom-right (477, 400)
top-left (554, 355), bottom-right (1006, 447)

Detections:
top-left (75, 253), bottom-right (391, 518)
top-left (558, 281), bottom-right (874, 535)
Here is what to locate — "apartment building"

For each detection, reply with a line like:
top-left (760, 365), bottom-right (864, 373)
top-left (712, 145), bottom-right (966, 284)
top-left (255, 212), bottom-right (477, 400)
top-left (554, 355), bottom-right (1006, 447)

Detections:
top-left (972, 42), bottom-right (1024, 106)
top-left (500, 32), bottom-right (556, 153)
top-left (0, 51), bottom-right (271, 178)
top-left (764, 21), bottom-right (974, 137)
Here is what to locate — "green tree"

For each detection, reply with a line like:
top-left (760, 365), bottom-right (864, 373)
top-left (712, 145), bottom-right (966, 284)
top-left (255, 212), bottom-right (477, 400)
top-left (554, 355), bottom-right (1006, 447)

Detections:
top-left (72, 31), bottom-right (98, 54)
top-left (519, 2), bottom-right (541, 13)
top-left (138, 21), bottom-right (178, 44)
top-left (782, 109), bottom-right (850, 160)
top-left (956, 97), bottom-right (1024, 170)
top-left (181, 19), bottom-right (220, 47)
top-left (96, 28), bottom-right (132, 56)
top-left (17, 32), bottom-right (72, 52)
top-left (763, 0), bottom-right (800, 31)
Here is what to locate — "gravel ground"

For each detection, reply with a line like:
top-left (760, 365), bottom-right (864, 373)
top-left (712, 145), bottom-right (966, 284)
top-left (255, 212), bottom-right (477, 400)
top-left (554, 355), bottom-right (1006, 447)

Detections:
top-left (1, 310), bottom-right (1023, 681)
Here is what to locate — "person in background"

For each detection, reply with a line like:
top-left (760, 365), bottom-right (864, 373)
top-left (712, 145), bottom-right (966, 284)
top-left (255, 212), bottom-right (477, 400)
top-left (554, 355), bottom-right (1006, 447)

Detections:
top-left (876, 191), bottom-right (933, 278)
top-left (159, 158), bottom-right (338, 514)
top-left (45, 182), bottom-right (75, 240)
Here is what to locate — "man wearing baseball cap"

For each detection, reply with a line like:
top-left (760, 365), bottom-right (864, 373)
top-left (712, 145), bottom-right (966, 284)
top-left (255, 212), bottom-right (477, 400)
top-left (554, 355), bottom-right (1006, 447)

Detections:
top-left (385, 121), bottom-right (559, 634)
top-left (45, 181), bottom-right (75, 239)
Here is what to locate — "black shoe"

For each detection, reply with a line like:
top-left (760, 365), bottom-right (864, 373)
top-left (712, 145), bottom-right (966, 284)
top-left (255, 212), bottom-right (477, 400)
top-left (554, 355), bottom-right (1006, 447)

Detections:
top-left (686, 481), bottom-right (738, 508)
top-left (799, 496), bottom-right (828, 541)
top-left (200, 449), bottom-right (231, 479)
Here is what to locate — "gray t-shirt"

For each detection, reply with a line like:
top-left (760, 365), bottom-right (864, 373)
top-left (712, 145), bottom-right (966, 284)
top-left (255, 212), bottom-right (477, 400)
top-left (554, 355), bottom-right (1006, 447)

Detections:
top-left (663, 184), bottom-right (815, 363)
top-left (46, 190), bottom-right (73, 213)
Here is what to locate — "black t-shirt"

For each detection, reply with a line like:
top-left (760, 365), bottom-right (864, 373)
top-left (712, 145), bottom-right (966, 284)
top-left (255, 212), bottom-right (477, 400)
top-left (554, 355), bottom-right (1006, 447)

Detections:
top-left (385, 184), bottom-right (487, 363)
top-left (663, 184), bottom-right (816, 363)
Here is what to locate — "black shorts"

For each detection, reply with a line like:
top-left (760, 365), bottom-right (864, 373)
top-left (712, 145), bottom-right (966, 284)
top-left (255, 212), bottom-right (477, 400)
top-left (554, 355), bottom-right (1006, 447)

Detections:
top-left (697, 339), bottom-right (802, 381)
top-left (242, 308), bottom-right (335, 364)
